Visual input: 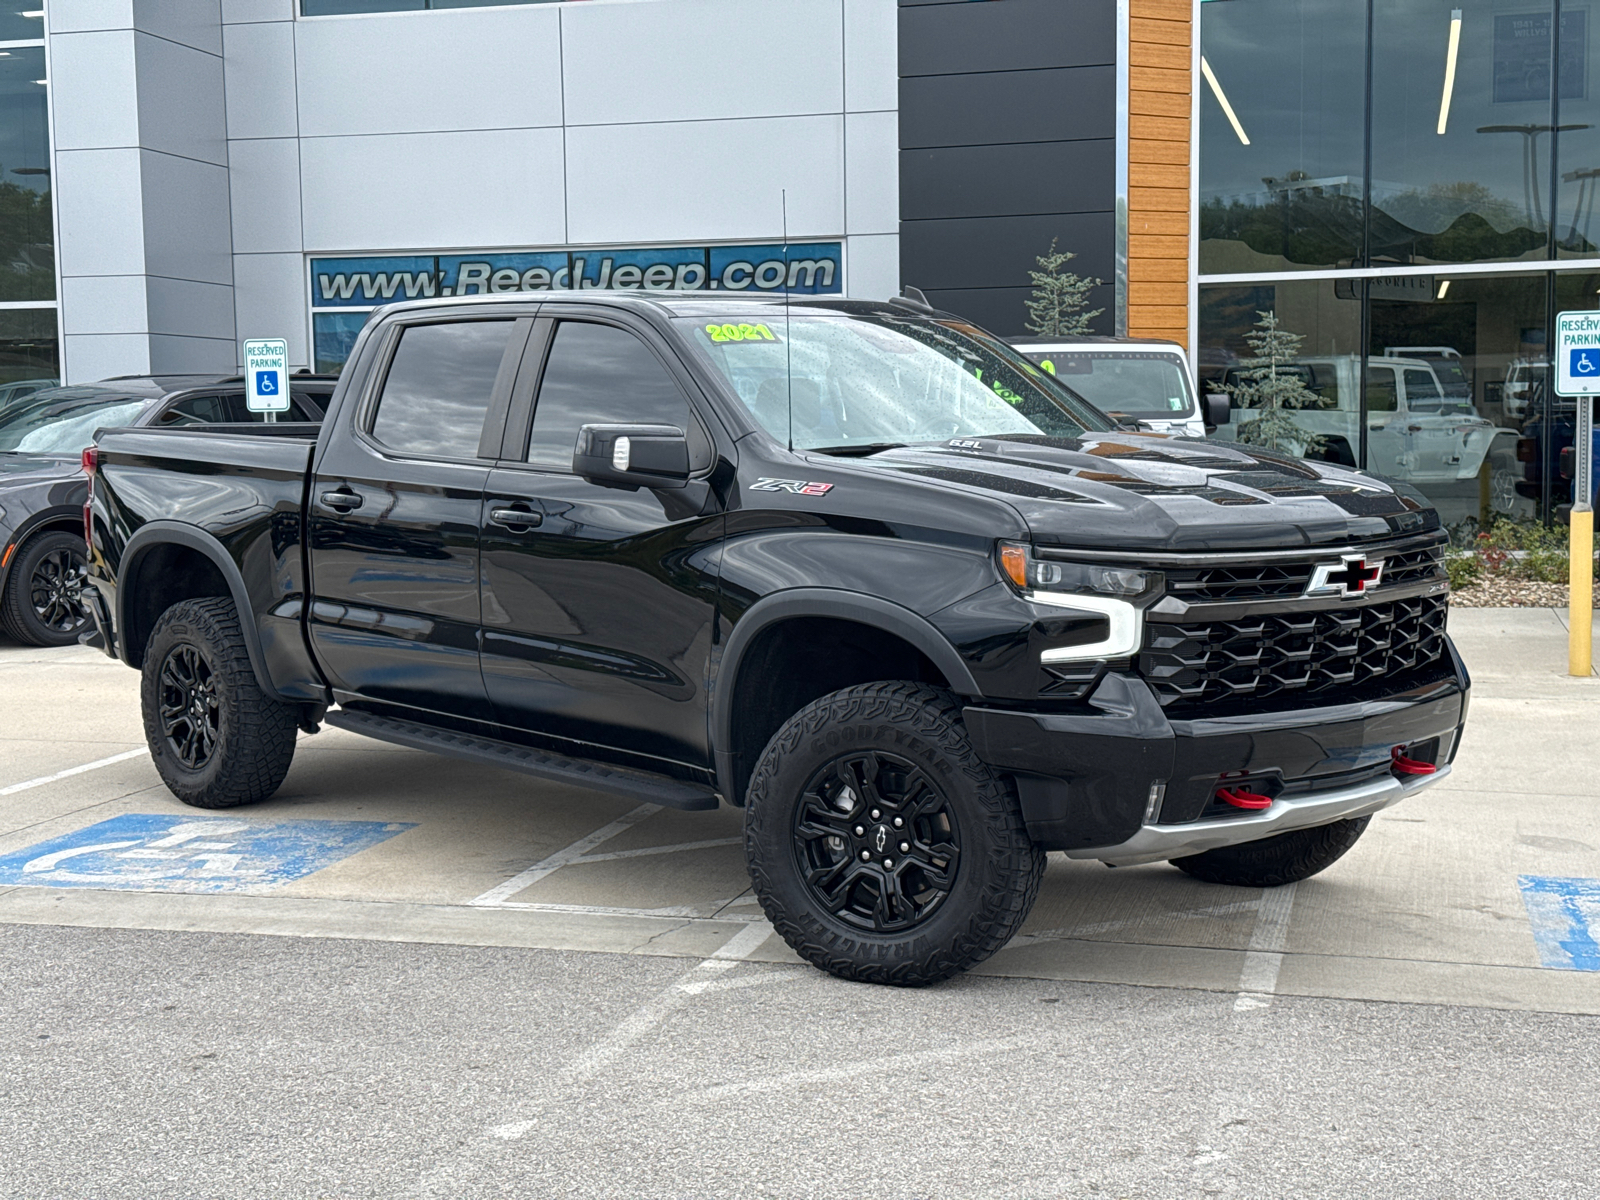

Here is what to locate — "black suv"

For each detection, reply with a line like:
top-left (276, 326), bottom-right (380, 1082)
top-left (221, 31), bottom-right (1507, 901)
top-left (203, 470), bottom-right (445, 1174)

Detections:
top-left (83, 293), bottom-right (1467, 985)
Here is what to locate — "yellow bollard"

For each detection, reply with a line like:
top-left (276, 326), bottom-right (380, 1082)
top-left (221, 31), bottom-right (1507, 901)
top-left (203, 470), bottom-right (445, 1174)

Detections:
top-left (1572, 505), bottom-right (1594, 676)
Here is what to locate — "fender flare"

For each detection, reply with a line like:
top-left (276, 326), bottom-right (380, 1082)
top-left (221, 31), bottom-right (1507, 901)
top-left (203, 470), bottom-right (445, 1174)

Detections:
top-left (118, 521), bottom-right (287, 703)
top-left (0, 504), bottom-right (86, 595)
top-left (710, 587), bottom-right (982, 804)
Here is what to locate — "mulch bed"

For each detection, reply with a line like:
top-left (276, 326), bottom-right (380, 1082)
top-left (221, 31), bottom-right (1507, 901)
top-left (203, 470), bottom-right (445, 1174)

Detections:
top-left (1450, 576), bottom-right (1599, 607)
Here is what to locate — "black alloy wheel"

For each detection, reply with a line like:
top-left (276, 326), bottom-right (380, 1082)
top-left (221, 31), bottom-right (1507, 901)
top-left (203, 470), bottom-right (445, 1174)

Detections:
top-left (1, 530), bottom-right (90, 647)
top-left (157, 643), bottom-right (220, 770)
top-left (745, 681), bottom-right (1045, 987)
top-left (29, 546), bottom-right (87, 636)
top-left (792, 750), bottom-right (960, 933)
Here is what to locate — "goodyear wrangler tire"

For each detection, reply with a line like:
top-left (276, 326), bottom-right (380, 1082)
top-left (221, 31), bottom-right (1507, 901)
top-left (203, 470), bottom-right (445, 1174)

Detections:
top-left (140, 596), bottom-right (298, 809)
top-left (744, 682), bottom-right (1045, 986)
top-left (1169, 816), bottom-right (1371, 888)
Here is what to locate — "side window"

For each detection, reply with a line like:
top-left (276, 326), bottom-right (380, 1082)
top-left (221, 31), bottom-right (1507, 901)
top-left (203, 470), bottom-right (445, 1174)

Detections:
top-left (1403, 368), bottom-right (1442, 409)
top-left (1366, 367), bottom-right (1398, 413)
top-left (157, 393), bottom-right (235, 426)
top-left (370, 320), bottom-right (515, 458)
top-left (526, 321), bottom-right (705, 470)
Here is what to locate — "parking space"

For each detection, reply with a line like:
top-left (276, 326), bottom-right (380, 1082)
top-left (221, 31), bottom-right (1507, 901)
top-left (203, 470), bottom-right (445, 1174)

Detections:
top-left (1, 608), bottom-right (1597, 1017)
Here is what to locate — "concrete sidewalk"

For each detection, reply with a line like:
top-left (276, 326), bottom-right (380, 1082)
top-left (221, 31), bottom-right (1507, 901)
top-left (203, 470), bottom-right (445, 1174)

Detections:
top-left (0, 609), bottom-right (1595, 1016)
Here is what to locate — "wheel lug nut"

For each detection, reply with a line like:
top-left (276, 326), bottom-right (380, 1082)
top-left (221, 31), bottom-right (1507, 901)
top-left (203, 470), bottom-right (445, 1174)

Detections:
top-left (854, 826), bottom-right (865, 837)
top-left (892, 817), bottom-right (903, 828)
top-left (860, 850), bottom-right (871, 861)
top-left (870, 809), bottom-right (881, 820)
top-left (882, 858), bottom-right (894, 869)
top-left (899, 841), bottom-right (910, 853)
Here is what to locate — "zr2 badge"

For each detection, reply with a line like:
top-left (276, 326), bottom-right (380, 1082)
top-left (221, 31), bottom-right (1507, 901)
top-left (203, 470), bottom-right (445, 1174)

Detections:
top-left (750, 477), bottom-right (834, 496)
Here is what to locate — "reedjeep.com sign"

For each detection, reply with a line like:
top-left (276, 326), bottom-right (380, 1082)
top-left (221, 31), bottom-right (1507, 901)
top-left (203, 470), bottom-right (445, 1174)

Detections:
top-left (311, 242), bottom-right (843, 308)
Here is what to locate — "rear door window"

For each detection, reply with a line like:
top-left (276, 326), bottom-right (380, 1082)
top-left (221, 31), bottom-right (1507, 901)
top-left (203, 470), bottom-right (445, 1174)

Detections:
top-left (370, 320), bottom-right (516, 459)
top-left (1366, 366), bottom-right (1398, 413)
top-left (525, 321), bottom-right (706, 470)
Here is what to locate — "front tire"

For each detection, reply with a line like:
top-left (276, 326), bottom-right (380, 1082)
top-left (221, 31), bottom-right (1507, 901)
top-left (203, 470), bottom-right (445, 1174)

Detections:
top-left (1170, 817), bottom-right (1371, 887)
top-left (141, 596), bottom-right (298, 808)
top-left (744, 682), bottom-right (1045, 986)
top-left (1, 530), bottom-right (90, 647)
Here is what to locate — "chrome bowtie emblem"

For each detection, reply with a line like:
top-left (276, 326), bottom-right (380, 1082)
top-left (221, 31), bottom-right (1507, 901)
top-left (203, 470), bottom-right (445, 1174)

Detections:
top-left (1307, 554), bottom-right (1384, 598)
top-left (873, 826), bottom-right (889, 853)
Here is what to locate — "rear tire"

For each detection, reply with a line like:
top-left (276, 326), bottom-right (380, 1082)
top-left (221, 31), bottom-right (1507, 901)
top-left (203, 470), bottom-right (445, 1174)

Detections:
top-left (1170, 817), bottom-right (1371, 887)
top-left (744, 682), bottom-right (1045, 987)
top-left (140, 596), bottom-right (297, 808)
top-left (2, 530), bottom-right (90, 647)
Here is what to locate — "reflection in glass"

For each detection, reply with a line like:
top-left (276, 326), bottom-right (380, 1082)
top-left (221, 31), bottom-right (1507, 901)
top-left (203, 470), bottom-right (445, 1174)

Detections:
top-left (371, 320), bottom-right (513, 459)
top-left (0, 307), bottom-right (57, 393)
top-left (0, 47), bottom-right (53, 301)
top-left (1370, 2), bottom-right (1575, 265)
top-left (313, 311), bottom-right (369, 374)
top-left (1198, 0), bottom-right (1367, 273)
top-left (0, 4), bottom-right (44, 42)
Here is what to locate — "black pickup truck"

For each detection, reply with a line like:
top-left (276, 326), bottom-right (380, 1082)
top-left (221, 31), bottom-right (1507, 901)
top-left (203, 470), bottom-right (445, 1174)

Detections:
top-left (82, 292), bottom-right (1468, 986)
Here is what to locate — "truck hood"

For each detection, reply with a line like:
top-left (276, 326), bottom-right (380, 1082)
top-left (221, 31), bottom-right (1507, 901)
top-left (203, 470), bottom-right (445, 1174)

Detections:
top-left (867, 433), bottom-right (1437, 550)
top-left (0, 453), bottom-right (76, 487)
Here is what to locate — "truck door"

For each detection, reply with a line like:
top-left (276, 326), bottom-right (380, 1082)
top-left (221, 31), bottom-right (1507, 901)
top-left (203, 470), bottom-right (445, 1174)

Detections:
top-left (478, 314), bottom-right (723, 770)
top-left (1400, 366), bottom-right (1458, 480)
top-left (1364, 364), bottom-right (1408, 476)
top-left (307, 316), bottom-right (529, 721)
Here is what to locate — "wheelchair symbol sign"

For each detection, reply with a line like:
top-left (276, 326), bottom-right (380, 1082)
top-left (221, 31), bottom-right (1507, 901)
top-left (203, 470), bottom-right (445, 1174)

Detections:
top-left (1557, 313), bottom-right (1600, 395)
top-left (1571, 348), bottom-right (1600, 378)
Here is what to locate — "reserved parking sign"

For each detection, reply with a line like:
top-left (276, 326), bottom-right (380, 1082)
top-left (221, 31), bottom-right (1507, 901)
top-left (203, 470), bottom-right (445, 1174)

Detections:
top-left (243, 338), bottom-right (290, 413)
top-left (1556, 311), bottom-right (1600, 397)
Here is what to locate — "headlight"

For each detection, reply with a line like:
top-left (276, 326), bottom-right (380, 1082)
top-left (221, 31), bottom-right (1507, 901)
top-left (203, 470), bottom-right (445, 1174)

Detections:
top-left (998, 542), bottom-right (1161, 598)
top-left (998, 542), bottom-right (1158, 663)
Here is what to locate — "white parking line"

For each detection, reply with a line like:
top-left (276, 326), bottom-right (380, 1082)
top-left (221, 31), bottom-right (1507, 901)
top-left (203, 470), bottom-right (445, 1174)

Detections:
top-left (0, 748), bottom-right (149, 797)
top-left (486, 920), bottom-right (779, 1140)
top-left (573, 836), bottom-right (742, 864)
top-left (466, 803), bottom-right (660, 906)
top-left (1234, 883), bottom-right (1298, 1012)
top-left (684, 1036), bottom-right (1031, 1102)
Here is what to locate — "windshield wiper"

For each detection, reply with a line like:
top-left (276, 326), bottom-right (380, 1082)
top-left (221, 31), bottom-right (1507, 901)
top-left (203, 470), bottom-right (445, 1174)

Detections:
top-left (807, 442), bottom-right (908, 457)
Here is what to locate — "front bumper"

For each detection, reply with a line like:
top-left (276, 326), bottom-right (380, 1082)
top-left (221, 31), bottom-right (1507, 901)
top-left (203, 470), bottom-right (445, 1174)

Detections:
top-left (963, 646), bottom-right (1468, 862)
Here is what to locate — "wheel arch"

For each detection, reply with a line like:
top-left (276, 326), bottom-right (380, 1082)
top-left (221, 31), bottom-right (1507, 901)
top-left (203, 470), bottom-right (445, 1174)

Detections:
top-left (711, 589), bottom-right (981, 806)
top-left (0, 506), bottom-right (87, 595)
top-left (117, 522), bottom-right (286, 702)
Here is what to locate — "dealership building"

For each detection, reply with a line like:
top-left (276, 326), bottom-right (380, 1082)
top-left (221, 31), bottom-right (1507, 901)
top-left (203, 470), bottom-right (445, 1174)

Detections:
top-left (3, 0), bottom-right (1597, 512)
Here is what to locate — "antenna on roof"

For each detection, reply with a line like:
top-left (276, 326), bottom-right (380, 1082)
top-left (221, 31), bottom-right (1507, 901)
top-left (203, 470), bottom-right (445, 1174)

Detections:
top-left (782, 189), bottom-right (793, 452)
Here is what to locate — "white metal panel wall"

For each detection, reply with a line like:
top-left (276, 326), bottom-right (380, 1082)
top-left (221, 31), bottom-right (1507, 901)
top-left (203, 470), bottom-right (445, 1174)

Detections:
top-left (49, 1), bottom-right (238, 382)
top-left (51, 0), bottom-right (901, 375)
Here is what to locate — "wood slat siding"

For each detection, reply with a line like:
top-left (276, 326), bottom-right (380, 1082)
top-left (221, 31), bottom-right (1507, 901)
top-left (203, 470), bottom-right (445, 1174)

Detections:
top-left (1127, 0), bottom-right (1192, 348)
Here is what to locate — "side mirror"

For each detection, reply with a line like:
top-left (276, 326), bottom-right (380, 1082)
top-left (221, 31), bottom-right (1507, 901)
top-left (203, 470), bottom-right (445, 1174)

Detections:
top-left (1203, 392), bottom-right (1231, 430)
top-left (573, 423), bottom-right (690, 488)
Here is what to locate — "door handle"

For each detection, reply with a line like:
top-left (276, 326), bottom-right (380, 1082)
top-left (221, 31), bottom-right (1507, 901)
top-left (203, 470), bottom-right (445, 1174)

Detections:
top-left (489, 506), bottom-right (542, 529)
top-left (319, 489), bottom-right (362, 511)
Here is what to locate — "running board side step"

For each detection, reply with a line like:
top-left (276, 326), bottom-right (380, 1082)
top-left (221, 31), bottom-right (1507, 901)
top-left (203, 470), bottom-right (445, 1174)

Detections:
top-left (324, 709), bottom-right (720, 811)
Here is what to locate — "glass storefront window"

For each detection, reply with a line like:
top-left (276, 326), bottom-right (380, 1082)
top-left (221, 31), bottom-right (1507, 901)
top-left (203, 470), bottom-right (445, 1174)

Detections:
top-left (0, 308), bottom-right (59, 397)
top-left (0, 5), bottom-right (43, 43)
top-left (1371, 2), bottom-right (1560, 266)
top-left (0, 47), bottom-right (52, 303)
top-left (1198, 0), bottom-right (1368, 273)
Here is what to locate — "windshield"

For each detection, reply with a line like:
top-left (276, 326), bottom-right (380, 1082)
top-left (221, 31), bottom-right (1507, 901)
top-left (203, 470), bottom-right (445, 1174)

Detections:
top-left (676, 312), bottom-right (1110, 450)
top-left (1018, 349), bottom-right (1193, 421)
top-left (0, 392), bottom-right (148, 455)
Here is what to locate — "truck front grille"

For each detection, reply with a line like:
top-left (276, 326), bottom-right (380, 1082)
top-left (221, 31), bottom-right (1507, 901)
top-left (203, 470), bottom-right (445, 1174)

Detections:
top-left (1161, 542), bottom-right (1445, 603)
top-left (1140, 594), bottom-right (1449, 710)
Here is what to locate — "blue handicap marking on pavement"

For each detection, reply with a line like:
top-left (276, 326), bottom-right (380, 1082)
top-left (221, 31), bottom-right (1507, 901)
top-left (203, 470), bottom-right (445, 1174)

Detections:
top-left (1569, 347), bottom-right (1600, 378)
top-left (0, 813), bottom-right (415, 895)
top-left (257, 369), bottom-right (280, 395)
top-left (1518, 876), bottom-right (1600, 971)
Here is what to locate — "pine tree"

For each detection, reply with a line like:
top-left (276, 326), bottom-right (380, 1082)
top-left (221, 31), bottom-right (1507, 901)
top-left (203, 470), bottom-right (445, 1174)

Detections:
top-left (1225, 310), bottom-right (1327, 456)
top-left (1024, 238), bottom-right (1104, 336)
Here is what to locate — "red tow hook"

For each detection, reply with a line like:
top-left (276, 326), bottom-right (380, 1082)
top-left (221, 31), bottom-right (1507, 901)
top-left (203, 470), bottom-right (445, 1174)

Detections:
top-left (1216, 786), bottom-right (1274, 811)
top-left (1391, 747), bottom-right (1437, 776)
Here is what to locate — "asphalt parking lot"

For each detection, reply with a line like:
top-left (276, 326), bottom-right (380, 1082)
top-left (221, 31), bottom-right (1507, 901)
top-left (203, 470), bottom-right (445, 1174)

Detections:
top-left (2, 609), bottom-right (1598, 1198)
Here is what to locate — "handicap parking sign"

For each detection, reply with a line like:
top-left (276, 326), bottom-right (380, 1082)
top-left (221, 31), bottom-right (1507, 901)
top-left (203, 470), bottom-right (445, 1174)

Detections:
top-left (1556, 312), bottom-right (1600, 396)
top-left (0, 813), bottom-right (414, 894)
top-left (243, 337), bottom-right (290, 413)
